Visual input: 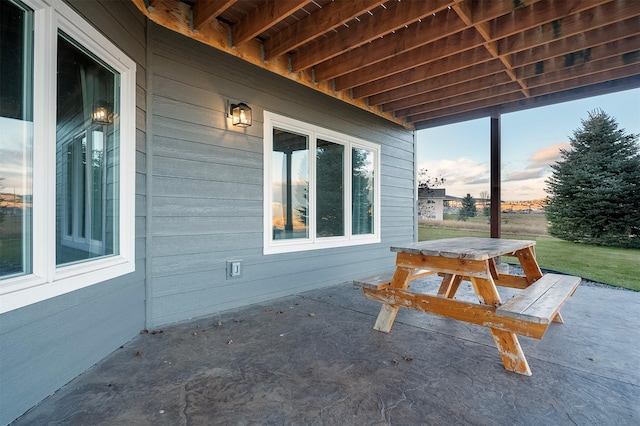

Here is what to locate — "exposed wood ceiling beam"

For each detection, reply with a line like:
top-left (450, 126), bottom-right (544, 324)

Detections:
top-left (335, 29), bottom-right (485, 92)
top-left (510, 16), bottom-right (640, 68)
top-left (416, 75), bottom-right (640, 129)
top-left (398, 54), bottom-right (639, 118)
top-left (381, 73), bottom-right (513, 112)
top-left (452, 0), bottom-right (529, 98)
top-left (192, 0), bottom-right (236, 32)
top-left (499, 0), bottom-right (632, 55)
top-left (313, 8), bottom-right (466, 82)
top-left (231, 0), bottom-right (309, 46)
top-left (516, 34), bottom-right (640, 80)
top-left (407, 64), bottom-right (640, 124)
top-left (338, 0), bottom-right (607, 93)
top-left (524, 55), bottom-right (640, 88)
top-left (398, 82), bottom-right (524, 118)
top-left (372, 6), bottom-right (640, 111)
top-left (529, 63), bottom-right (640, 96)
top-left (450, 0), bottom-right (613, 100)
top-left (135, 0), bottom-right (640, 130)
top-left (407, 92), bottom-right (526, 124)
top-left (290, 0), bottom-right (455, 72)
top-left (368, 60), bottom-right (505, 106)
top-left (263, 0), bottom-right (381, 60)
top-left (490, 0), bottom-right (610, 41)
top-left (352, 47), bottom-right (495, 99)
top-left (133, 0), bottom-right (408, 128)
top-left (469, 0), bottom-right (541, 23)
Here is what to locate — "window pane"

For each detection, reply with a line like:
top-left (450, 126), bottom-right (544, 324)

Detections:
top-left (352, 147), bottom-right (374, 235)
top-left (316, 139), bottom-right (344, 237)
top-left (272, 129), bottom-right (308, 240)
top-left (56, 33), bottom-right (120, 265)
top-left (0, 0), bottom-right (33, 279)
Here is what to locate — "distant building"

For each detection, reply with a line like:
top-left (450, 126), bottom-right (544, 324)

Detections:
top-left (418, 187), bottom-right (446, 220)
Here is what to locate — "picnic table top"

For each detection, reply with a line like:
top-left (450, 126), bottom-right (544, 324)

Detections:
top-left (390, 237), bottom-right (536, 261)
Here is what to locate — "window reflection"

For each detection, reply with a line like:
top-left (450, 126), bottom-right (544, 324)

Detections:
top-left (316, 139), bottom-right (344, 237)
top-left (0, 0), bottom-right (33, 279)
top-left (272, 129), bottom-right (309, 240)
top-left (56, 33), bottom-right (119, 265)
top-left (352, 147), bottom-right (374, 235)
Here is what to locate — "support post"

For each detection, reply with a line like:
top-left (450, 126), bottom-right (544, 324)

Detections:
top-left (490, 113), bottom-right (501, 238)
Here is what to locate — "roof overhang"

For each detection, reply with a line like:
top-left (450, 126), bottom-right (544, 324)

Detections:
top-left (132, 0), bottom-right (640, 130)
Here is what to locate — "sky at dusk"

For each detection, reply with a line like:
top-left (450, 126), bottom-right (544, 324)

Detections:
top-left (417, 88), bottom-right (640, 201)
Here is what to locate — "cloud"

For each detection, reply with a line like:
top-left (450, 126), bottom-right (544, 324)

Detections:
top-left (504, 168), bottom-right (546, 182)
top-left (466, 177), bottom-right (490, 185)
top-left (0, 117), bottom-right (33, 194)
top-left (420, 157), bottom-right (490, 198)
top-left (501, 142), bottom-right (570, 189)
top-left (427, 158), bottom-right (489, 180)
top-left (420, 143), bottom-right (569, 200)
top-left (528, 142), bottom-right (569, 168)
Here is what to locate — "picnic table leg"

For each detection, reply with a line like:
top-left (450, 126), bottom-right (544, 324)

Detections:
top-left (490, 329), bottom-right (532, 376)
top-left (373, 266), bottom-right (413, 333)
top-left (471, 274), bottom-right (532, 376)
top-left (515, 246), bottom-right (543, 283)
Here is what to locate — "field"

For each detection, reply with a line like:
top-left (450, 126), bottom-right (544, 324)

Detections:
top-left (419, 212), bottom-right (640, 291)
top-left (432, 211), bottom-right (550, 236)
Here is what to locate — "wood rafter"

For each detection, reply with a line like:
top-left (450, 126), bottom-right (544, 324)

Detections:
top-left (510, 16), bottom-right (640, 68)
top-left (381, 72), bottom-right (513, 112)
top-left (517, 34), bottom-right (640, 80)
top-left (263, 0), bottom-right (381, 60)
top-left (313, 8), bottom-right (467, 82)
top-left (290, 0), bottom-right (455, 72)
top-left (335, 29), bottom-right (486, 92)
top-left (231, 0), bottom-right (309, 46)
top-left (353, 47), bottom-right (496, 99)
top-left (369, 60), bottom-right (506, 106)
top-left (453, 0), bottom-right (529, 97)
top-left (192, 0), bottom-right (235, 32)
top-left (132, 0), bottom-right (640, 130)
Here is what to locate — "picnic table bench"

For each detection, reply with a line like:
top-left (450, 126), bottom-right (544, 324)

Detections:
top-left (355, 237), bottom-right (581, 376)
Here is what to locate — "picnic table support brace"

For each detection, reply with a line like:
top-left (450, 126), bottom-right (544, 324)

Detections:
top-left (437, 274), bottom-right (462, 298)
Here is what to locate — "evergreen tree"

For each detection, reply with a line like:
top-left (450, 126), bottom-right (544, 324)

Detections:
top-left (458, 193), bottom-right (477, 221)
top-left (545, 109), bottom-right (640, 248)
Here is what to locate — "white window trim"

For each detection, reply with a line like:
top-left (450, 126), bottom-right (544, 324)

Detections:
top-left (263, 111), bottom-right (381, 255)
top-left (0, 0), bottom-right (136, 314)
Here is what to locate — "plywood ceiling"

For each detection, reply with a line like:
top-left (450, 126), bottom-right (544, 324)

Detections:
top-left (132, 0), bottom-right (640, 129)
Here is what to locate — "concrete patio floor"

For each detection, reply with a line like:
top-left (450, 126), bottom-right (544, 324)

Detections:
top-left (12, 275), bottom-right (640, 425)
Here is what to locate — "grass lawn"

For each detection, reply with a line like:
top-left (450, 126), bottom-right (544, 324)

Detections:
top-left (419, 226), bottom-right (640, 291)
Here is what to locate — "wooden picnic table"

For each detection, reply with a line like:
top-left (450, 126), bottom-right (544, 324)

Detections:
top-left (357, 237), bottom-right (581, 376)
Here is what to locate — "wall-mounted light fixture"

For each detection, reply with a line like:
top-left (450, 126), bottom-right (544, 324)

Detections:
top-left (227, 101), bottom-right (252, 127)
top-left (92, 101), bottom-right (113, 124)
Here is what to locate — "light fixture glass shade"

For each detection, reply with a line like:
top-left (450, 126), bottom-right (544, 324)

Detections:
top-left (231, 102), bottom-right (252, 127)
top-left (92, 103), bottom-right (112, 124)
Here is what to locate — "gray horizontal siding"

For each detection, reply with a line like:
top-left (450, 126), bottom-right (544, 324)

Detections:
top-left (0, 1), bottom-right (148, 424)
top-left (146, 24), bottom-right (415, 327)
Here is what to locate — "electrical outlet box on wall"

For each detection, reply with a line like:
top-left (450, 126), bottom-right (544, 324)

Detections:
top-left (226, 260), bottom-right (242, 279)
